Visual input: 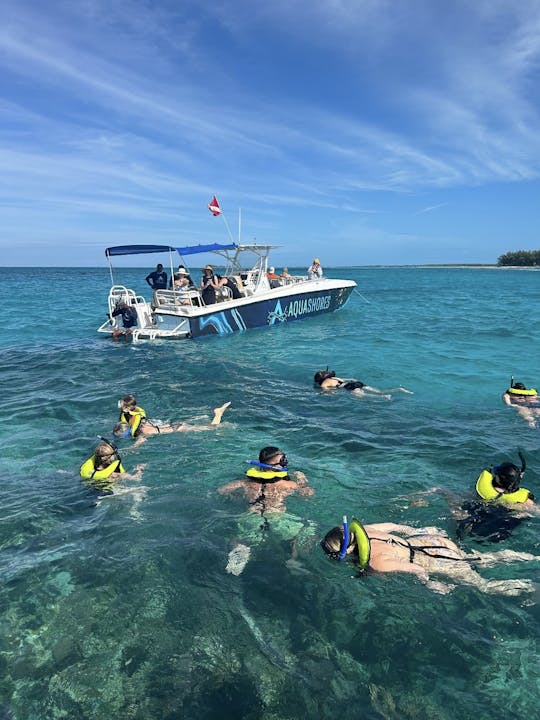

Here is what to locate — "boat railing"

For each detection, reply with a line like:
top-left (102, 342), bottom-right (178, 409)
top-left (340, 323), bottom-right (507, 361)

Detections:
top-left (97, 286), bottom-right (152, 334)
top-left (108, 285), bottom-right (145, 309)
top-left (104, 285), bottom-right (153, 330)
top-left (153, 288), bottom-right (203, 308)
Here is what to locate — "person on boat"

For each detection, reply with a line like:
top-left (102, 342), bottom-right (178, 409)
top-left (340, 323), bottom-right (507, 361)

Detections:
top-left (80, 439), bottom-right (145, 493)
top-left (217, 446), bottom-right (315, 575)
top-left (145, 263), bottom-right (168, 290)
top-left (200, 265), bottom-right (241, 304)
top-left (321, 517), bottom-right (540, 595)
top-left (280, 267), bottom-right (293, 281)
top-left (266, 266), bottom-right (281, 288)
top-left (170, 265), bottom-right (193, 288)
top-left (313, 369), bottom-right (413, 398)
top-left (110, 301), bottom-right (138, 340)
top-left (170, 273), bottom-right (192, 304)
top-left (307, 258), bottom-right (323, 280)
top-left (502, 378), bottom-right (540, 428)
top-left (113, 401), bottom-right (232, 445)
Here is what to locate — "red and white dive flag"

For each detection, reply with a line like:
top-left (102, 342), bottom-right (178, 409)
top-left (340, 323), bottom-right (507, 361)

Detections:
top-left (208, 196), bottom-right (221, 216)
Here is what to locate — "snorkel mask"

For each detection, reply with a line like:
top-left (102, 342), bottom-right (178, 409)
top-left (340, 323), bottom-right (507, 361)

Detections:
top-left (248, 453), bottom-right (289, 472)
top-left (320, 516), bottom-right (349, 561)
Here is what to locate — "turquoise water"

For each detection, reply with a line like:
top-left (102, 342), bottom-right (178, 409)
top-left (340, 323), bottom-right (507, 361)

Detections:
top-left (1, 266), bottom-right (539, 719)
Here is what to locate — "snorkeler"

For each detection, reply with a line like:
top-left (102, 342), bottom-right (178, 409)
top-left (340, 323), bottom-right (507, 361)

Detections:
top-left (117, 395), bottom-right (147, 437)
top-left (114, 394), bottom-right (231, 445)
top-left (313, 369), bottom-right (413, 398)
top-left (321, 517), bottom-right (540, 595)
top-left (79, 438), bottom-right (145, 492)
top-left (217, 446), bottom-right (314, 575)
top-left (502, 377), bottom-right (540, 428)
top-left (456, 451), bottom-right (539, 542)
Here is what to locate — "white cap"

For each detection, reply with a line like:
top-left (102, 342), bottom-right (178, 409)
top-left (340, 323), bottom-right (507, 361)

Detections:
top-left (269, 266), bottom-right (275, 273)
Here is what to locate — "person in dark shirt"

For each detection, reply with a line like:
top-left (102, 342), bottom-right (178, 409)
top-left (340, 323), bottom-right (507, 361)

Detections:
top-left (145, 263), bottom-right (168, 290)
top-left (111, 302), bottom-right (138, 339)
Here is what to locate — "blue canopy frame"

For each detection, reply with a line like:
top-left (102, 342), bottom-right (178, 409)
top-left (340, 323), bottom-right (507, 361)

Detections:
top-left (105, 243), bottom-right (237, 258)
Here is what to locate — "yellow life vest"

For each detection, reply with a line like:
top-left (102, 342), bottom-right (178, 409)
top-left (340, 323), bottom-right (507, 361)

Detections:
top-left (119, 405), bottom-right (146, 437)
top-left (475, 470), bottom-right (531, 505)
top-left (349, 518), bottom-right (371, 570)
top-left (245, 467), bottom-right (289, 482)
top-left (80, 455), bottom-right (125, 481)
top-left (507, 387), bottom-right (538, 397)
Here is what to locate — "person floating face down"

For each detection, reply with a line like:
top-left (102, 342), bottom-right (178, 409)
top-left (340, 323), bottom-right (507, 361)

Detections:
top-left (321, 516), bottom-right (540, 596)
top-left (502, 378), bottom-right (540, 428)
top-left (313, 369), bottom-right (413, 399)
top-left (457, 452), bottom-right (539, 542)
top-left (113, 394), bottom-right (231, 445)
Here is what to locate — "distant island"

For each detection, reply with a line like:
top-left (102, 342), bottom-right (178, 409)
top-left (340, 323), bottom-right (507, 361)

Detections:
top-left (498, 250), bottom-right (540, 266)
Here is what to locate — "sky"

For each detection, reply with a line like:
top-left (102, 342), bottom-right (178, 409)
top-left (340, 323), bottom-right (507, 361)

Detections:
top-left (1, 0), bottom-right (540, 267)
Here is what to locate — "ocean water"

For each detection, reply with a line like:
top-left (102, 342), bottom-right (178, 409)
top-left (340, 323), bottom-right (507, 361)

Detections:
top-left (1, 266), bottom-right (539, 720)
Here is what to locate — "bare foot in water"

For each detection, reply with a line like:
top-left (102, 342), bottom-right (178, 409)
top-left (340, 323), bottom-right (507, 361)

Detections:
top-left (212, 401), bottom-right (232, 425)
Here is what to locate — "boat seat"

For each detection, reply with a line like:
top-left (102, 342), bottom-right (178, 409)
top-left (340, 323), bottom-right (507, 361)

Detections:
top-left (216, 286), bottom-right (233, 302)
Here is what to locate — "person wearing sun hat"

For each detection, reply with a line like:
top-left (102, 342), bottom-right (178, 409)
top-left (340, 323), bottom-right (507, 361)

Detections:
top-left (307, 257), bottom-right (323, 280)
top-left (169, 265), bottom-right (193, 288)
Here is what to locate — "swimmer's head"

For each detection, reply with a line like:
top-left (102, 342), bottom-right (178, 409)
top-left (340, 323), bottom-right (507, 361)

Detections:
top-left (94, 441), bottom-right (119, 464)
top-left (320, 525), bottom-right (354, 560)
top-left (512, 382), bottom-right (527, 390)
top-left (113, 422), bottom-right (131, 438)
top-left (314, 369), bottom-right (336, 385)
top-left (493, 462), bottom-right (522, 493)
top-left (259, 446), bottom-right (288, 468)
top-left (118, 394), bottom-right (137, 411)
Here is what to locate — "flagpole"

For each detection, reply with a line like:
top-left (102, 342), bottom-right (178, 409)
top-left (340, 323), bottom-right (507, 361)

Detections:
top-left (209, 194), bottom-right (235, 244)
top-left (220, 211), bottom-right (235, 244)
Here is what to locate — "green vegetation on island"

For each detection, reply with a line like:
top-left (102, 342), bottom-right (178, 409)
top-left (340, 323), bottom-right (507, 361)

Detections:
top-left (498, 250), bottom-right (540, 266)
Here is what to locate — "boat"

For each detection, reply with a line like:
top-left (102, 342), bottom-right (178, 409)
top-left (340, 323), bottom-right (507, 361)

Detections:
top-left (97, 242), bottom-right (356, 340)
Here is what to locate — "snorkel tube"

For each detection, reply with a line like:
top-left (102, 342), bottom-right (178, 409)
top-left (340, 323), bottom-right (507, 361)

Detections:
top-left (339, 515), bottom-right (349, 560)
top-left (518, 450), bottom-right (526, 475)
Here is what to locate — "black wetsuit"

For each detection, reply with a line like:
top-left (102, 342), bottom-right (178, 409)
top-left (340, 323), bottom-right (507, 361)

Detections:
top-left (338, 380), bottom-right (365, 391)
top-left (456, 501), bottom-right (523, 543)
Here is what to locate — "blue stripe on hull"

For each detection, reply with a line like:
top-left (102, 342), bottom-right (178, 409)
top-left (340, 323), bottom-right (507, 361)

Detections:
top-left (189, 286), bottom-right (353, 337)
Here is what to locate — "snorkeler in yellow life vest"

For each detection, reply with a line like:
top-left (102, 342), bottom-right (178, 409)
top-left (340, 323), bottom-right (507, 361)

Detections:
top-left (80, 439), bottom-right (125, 482)
top-left (505, 379), bottom-right (538, 398)
top-left (117, 395), bottom-right (147, 438)
top-left (321, 516), bottom-right (540, 595)
top-left (475, 452), bottom-right (533, 506)
top-left (456, 452), bottom-right (537, 543)
top-left (502, 378), bottom-right (540, 428)
top-left (320, 516), bottom-right (371, 569)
